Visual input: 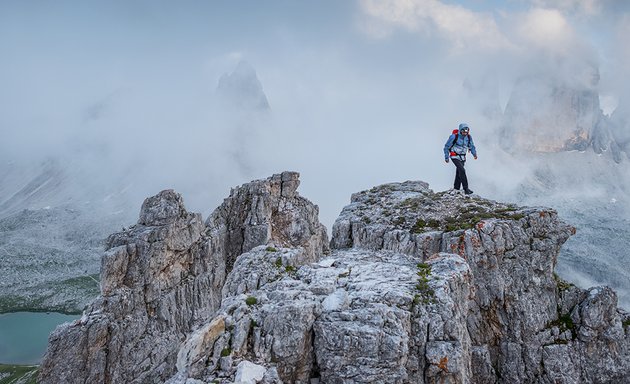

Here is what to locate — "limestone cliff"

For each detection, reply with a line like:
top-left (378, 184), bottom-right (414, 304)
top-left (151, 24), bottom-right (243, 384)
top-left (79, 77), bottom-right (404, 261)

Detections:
top-left (40, 174), bottom-right (630, 384)
top-left (39, 172), bottom-right (327, 383)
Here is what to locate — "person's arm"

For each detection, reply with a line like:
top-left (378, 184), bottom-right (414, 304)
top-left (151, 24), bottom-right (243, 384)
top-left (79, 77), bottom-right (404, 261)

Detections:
top-left (444, 135), bottom-right (455, 161)
top-left (469, 136), bottom-right (477, 159)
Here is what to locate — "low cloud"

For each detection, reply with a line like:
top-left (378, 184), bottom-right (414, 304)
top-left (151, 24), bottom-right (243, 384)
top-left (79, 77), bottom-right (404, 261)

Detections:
top-left (515, 8), bottom-right (575, 53)
top-left (359, 0), bottom-right (512, 53)
top-left (1, 1), bottom-right (630, 228)
top-left (528, 0), bottom-right (601, 16)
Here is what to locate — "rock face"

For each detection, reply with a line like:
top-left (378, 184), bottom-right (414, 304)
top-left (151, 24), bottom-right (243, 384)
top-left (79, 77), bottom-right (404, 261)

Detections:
top-left (39, 189), bottom-right (213, 383)
top-left (206, 171), bottom-right (329, 271)
top-left (39, 172), bottom-right (328, 384)
top-left (40, 174), bottom-right (630, 384)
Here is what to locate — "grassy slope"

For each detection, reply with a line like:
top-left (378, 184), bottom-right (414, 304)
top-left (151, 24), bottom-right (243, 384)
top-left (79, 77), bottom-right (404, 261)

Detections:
top-left (0, 364), bottom-right (38, 384)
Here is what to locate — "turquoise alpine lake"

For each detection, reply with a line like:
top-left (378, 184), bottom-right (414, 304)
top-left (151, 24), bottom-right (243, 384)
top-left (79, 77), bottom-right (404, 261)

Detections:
top-left (0, 312), bottom-right (79, 365)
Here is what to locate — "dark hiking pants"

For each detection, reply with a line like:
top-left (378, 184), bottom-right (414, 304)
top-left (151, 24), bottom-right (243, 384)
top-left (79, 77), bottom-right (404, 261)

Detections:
top-left (451, 158), bottom-right (468, 190)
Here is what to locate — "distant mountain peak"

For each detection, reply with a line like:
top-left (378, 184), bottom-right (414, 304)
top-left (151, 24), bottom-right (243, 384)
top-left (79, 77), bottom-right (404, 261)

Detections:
top-left (216, 60), bottom-right (270, 111)
top-left (500, 74), bottom-right (627, 162)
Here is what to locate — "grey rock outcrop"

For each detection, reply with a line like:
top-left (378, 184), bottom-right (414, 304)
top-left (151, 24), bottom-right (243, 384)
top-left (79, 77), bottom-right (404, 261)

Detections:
top-left (39, 189), bottom-right (214, 383)
top-left (39, 172), bottom-right (328, 384)
top-left (173, 182), bottom-right (629, 383)
top-left (205, 171), bottom-right (329, 271)
top-left (41, 175), bottom-right (630, 384)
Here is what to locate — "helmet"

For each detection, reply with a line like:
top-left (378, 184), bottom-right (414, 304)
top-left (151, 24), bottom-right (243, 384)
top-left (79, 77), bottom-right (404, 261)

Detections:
top-left (458, 123), bottom-right (470, 133)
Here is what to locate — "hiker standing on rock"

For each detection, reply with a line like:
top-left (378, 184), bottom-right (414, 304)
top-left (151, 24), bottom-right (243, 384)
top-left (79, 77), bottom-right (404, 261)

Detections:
top-left (444, 123), bottom-right (477, 195)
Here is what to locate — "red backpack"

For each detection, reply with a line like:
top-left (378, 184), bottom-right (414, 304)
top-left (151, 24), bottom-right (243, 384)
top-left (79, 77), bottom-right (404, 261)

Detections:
top-left (449, 129), bottom-right (459, 157)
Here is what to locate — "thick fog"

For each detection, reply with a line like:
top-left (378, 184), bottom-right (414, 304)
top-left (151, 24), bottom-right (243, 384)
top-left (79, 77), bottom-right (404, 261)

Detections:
top-left (2, 0), bottom-right (630, 230)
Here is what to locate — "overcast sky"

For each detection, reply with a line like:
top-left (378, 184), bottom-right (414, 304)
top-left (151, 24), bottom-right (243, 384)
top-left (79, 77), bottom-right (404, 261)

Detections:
top-left (1, 0), bottom-right (630, 228)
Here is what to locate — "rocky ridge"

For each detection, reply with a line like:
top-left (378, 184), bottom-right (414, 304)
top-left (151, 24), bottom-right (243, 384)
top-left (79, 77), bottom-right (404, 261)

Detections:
top-left (39, 172), bottom-right (327, 383)
top-left (40, 173), bottom-right (630, 383)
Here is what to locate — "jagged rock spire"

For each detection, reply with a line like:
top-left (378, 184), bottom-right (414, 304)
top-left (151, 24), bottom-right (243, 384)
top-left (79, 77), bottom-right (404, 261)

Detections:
top-left (216, 60), bottom-right (270, 111)
top-left (39, 172), bottom-right (328, 384)
top-left (206, 171), bottom-right (329, 271)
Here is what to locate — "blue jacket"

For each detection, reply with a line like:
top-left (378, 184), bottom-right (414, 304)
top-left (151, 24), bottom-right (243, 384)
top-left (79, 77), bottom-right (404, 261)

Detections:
top-left (444, 133), bottom-right (477, 160)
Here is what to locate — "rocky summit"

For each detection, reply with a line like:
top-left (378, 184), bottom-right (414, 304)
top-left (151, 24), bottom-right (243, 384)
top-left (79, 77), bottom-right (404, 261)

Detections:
top-left (40, 173), bottom-right (630, 383)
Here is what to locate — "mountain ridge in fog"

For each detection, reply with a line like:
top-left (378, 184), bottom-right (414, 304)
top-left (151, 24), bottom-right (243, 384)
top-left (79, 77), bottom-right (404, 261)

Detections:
top-left (500, 72), bottom-right (627, 162)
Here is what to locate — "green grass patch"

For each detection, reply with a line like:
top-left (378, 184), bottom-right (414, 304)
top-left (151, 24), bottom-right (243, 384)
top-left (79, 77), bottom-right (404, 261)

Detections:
top-left (495, 206), bottom-right (518, 213)
top-left (427, 219), bottom-right (440, 228)
top-left (368, 184), bottom-right (395, 194)
top-left (622, 319), bottom-right (630, 328)
top-left (266, 246), bottom-right (278, 252)
top-left (549, 311), bottom-right (577, 340)
top-left (414, 263), bottom-right (436, 305)
top-left (391, 196), bottom-right (525, 233)
top-left (59, 274), bottom-right (100, 291)
top-left (444, 216), bottom-right (475, 232)
top-left (274, 257), bottom-right (296, 273)
top-left (393, 216), bottom-right (406, 227)
top-left (0, 274), bottom-right (99, 314)
top-left (220, 348), bottom-right (232, 357)
top-left (0, 293), bottom-right (82, 315)
top-left (443, 206), bottom-right (525, 232)
top-left (553, 273), bottom-right (574, 292)
top-left (0, 274), bottom-right (101, 315)
top-left (0, 364), bottom-right (39, 384)
top-left (410, 219), bottom-right (442, 233)
top-left (399, 198), bottom-right (420, 210)
top-left (0, 295), bottom-right (27, 313)
top-left (245, 296), bottom-right (258, 306)
top-left (411, 219), bottom-right (426, 233)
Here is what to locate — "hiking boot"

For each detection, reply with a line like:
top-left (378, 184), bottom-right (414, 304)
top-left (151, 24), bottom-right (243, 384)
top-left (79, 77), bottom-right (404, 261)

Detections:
top-left (464, 189), bottom-right (474, 195)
